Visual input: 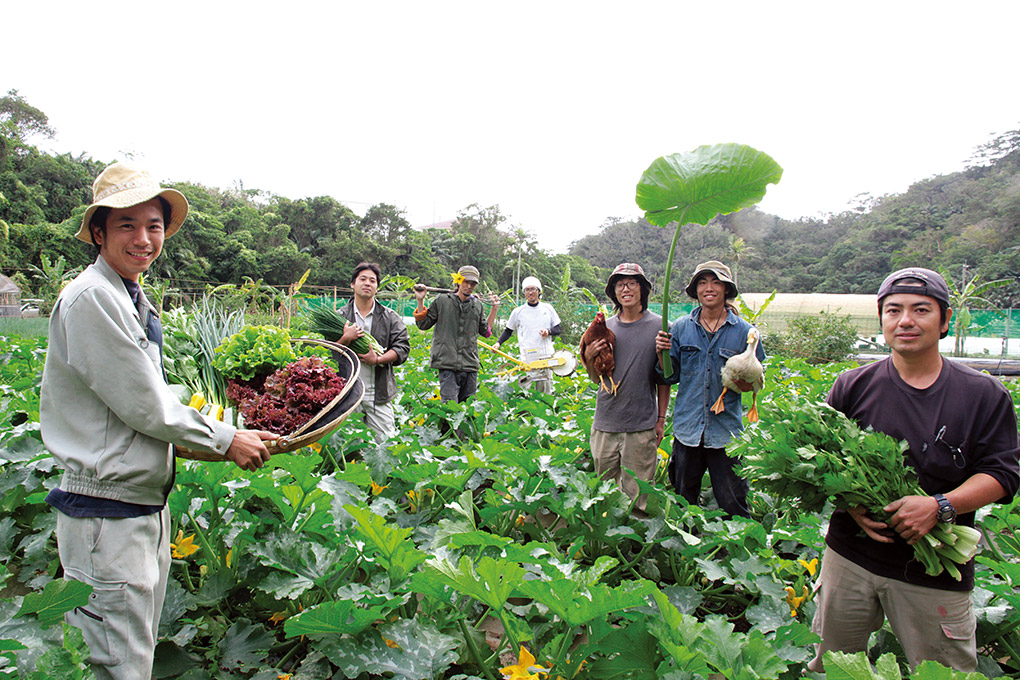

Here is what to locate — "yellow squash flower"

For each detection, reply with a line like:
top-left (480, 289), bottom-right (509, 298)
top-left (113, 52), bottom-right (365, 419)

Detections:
top-left (500, 646), bottom-right (549, 680)
top-left (170, 530), bottom-right (199, 558)
top-left (798, 557), bottom-right (818, 577)
top-left (383, 637), bottom-right (401, 649)
top-left (371, 481), bottom-right (389, 495)
top-left (784, 585), bottom-right (810, 617)
top-left (451, 272), bottom-right (465, 285)
top-left (268, 611), bottom-right (287, 625)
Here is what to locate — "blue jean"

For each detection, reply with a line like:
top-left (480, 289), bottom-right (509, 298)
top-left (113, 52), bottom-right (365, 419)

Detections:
top-left (669, 437), bottom-right (749, 517)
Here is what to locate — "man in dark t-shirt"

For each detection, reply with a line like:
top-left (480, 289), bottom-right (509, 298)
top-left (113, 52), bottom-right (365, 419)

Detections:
top-left (809, 268), bottom-right (1019, 673)
top-left (583, 263), bottom-right (670, 514)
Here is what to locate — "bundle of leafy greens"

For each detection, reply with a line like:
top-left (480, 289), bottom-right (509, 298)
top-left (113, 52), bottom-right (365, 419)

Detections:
top-left (305, 304), bottom-right (384, 355)
top-left (729, 399), bottom-right (980, 580)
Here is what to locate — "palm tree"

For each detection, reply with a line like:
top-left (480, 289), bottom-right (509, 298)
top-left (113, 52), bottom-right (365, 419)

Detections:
top-left (727, 234), bottom-right (755, 288)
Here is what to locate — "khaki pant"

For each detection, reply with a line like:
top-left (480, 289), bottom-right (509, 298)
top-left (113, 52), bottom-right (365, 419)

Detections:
top-left (809, 547), bottom-right (977, 673)
top-left (590, 429), bottom-right (658, 512)
top-left (355, 397), bottom-right (396, 444)
top-left (57, 509), bottom-right (171, 680)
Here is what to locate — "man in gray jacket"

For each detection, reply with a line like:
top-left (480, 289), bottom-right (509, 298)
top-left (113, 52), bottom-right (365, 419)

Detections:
top-left (40, 162), bottom-right (275, 680)
top-left (338, 262), bottom-right (410, 443)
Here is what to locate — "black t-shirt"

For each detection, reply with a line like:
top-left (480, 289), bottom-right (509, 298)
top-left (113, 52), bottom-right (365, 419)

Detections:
top-left (825, 357), bottom-right (1019, 591)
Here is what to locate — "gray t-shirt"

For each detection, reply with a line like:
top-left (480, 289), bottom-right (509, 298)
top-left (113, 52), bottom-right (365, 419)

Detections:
top-left (592, 311), bottom-right (664, 433)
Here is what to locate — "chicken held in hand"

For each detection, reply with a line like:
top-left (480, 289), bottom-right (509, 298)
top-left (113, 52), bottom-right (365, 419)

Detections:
top-left (579, 311), bottom-right (618, 394)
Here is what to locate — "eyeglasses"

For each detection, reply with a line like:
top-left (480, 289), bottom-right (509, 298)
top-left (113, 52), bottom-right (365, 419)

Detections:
top-left (922, 426), bottom-right (966, 469)
top-left (615, 280), bottom-right (640, 291)
top-left (523, 287), bottom-right (539, 293)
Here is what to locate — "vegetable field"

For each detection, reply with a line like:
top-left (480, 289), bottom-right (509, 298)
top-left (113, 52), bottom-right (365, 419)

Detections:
top-left (1, 322), bottom-right (1019, 680)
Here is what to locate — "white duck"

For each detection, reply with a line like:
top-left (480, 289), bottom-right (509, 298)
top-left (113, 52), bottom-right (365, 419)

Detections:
top-left (710, 327), bottom-right (763, 423)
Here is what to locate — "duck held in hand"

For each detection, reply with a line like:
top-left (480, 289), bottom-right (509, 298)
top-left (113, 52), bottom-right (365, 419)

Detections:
top-left (711, 326), bottom-right (763, 422)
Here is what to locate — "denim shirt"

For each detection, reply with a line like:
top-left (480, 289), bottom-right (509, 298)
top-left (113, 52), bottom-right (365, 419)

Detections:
top-left (658, 308), bottom-right (766, 449)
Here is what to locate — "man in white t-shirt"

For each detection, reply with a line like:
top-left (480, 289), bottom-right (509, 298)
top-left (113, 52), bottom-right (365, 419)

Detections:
top-left (496, 276), bottom-right (562, 393)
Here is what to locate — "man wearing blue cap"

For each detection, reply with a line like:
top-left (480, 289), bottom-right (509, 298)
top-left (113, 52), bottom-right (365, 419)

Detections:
top-left (809, 267), bottom-right (1019, 672)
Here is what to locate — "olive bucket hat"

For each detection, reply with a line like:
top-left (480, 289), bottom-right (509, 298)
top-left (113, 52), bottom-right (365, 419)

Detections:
top-left (76, 161), bottom-right (189, 243)
top-left (685, 260), bottom-right (738, 300)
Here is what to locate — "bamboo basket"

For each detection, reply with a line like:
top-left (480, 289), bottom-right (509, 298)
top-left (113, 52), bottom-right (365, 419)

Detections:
top-left (177, 338), bottom-right (363, 461)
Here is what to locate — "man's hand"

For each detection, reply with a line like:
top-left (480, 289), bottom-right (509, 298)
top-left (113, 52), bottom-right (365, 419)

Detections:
top-left (539, 329), bottom-right (550, 338)
top-left (487, 293), bottom-right (501, 307)
top-left (847, 506), bottom-right (895, 543)
top-left (340, 323), bottom-right (363, 346)
top-left (655, 330), bottom-right (671, 352)
top-left (413, 284), bottom-right (427, 303)
top-left (583, 338), bottom-right (607, 365)
top-left (225, 429), bottom-right (276, 471)
top-left (655, 417), bottom-right (665, 443)
top-left (358, 351), bottom-right (378, 366)
top-left (884, 495), bottom-right (939, 545)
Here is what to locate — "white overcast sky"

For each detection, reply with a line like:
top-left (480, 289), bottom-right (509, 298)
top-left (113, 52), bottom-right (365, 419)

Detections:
top-left (5, 1), bottom-right (1019, 253)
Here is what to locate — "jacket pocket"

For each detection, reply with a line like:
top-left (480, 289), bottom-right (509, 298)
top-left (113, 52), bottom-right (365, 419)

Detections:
top-left (64, 568), bottom-right (128, 667)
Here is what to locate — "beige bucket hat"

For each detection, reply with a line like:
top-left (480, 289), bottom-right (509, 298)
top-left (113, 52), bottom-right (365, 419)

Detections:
top-left (76, 161), bottom-right (189, 243)
top-left (685, 260), bottom-right (738, 299)
top-left (458, 265), bottom-right (481, 282)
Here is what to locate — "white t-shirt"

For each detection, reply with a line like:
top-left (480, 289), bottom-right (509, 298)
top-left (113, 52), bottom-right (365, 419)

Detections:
top-left (506, 301), bottom-right (561, 360)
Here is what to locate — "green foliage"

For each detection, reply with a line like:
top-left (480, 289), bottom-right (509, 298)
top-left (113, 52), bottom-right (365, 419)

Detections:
top-left (766, 311), bottom-right (859, 364)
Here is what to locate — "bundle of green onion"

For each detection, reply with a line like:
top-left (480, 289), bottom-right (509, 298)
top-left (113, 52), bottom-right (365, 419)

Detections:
top-left (729, 399), bottom-right (981, 580)
top-left (306, 304), bottom-right (384, 355)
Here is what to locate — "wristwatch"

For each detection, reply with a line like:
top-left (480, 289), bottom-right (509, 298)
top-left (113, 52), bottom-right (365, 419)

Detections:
top-left (934, 493), bottom-right (957, 524)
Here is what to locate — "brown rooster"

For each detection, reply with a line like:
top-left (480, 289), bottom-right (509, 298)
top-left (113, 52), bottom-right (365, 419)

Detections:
top-left (579, 311), bottom-right (618, 394)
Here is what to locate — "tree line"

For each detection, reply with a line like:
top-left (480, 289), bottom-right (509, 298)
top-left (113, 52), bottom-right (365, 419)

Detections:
top-left (4, 88), bottom-right (1020, 314)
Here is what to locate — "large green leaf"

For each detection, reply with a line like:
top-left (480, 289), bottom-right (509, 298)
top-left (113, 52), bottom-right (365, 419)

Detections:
top-left (413, 555), bottom-right (525, 611)
top-left (318, 620), bottom-right (459, 680)
top-left (636, 144), bottom-right (783, 228)
top-left (345, 504), bottom-right (426, 582)
top-left (283, 600), bottom-right (389, 638)
top-left (15, 579), bottom-right (92, 628)
top-left (823, 651), bottom-right (903, 680)
top-left (217, 618), bottom-right (273, 670)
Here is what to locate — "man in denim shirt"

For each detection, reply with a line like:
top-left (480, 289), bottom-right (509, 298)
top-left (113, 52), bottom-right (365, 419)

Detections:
top-left (655, 261), bottom-right (764, 517)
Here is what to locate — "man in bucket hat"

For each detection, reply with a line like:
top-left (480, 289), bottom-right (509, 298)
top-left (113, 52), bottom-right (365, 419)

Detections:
top-left (496, 275), bottom-right (562, 393)
top-left (413, 264), bottom-right (501, 402)
top-left (808, 267), bottom-right (1018, 672)
top-left (654, 260), bottom-right (765, 517)
top-left (583, 263), bottom-right (669, 514)
top-left (40, 162), bottom-right (277, 679)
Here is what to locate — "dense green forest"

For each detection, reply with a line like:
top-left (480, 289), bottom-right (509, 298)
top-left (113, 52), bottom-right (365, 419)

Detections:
top-left (3, 88), bottom-right (1020, 309)
top-left (572, 129), bottom-right (1020, 306)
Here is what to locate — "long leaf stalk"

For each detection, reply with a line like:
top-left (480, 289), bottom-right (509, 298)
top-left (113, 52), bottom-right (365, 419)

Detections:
top-left (659, 210), bottom-right (688, 377)
top-left (186, 509), bottom-right (222, 575)
top-left (459, 618), bottom-right (499, 680)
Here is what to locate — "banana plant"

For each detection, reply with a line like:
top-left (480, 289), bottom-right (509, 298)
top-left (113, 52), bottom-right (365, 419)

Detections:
top-left (940, 267), bottom-right (1011, 356)
top-left (636, 144), bottom-right (783, 376)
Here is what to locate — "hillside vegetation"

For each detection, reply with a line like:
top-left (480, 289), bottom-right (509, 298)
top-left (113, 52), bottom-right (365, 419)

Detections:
top-left (3, 89), bottom-right (1019, 308)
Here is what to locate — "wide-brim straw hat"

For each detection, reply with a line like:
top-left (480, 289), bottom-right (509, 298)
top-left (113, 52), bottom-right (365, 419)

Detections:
top-left (75, 162), bottom-right (189, 243)
top-left (685, 260), bottom-right (738, 299)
